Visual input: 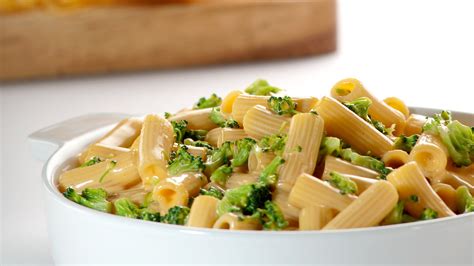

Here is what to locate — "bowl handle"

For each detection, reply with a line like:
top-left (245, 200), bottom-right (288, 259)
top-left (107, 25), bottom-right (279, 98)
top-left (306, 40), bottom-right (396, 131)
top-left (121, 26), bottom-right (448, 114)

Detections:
top-left (28, 113), bottom-right (131, 162)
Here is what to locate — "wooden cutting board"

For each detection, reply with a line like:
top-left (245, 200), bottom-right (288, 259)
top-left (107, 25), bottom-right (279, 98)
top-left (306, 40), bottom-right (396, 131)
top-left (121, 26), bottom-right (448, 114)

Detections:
top-left (0, 0), bottom-right (336, 81)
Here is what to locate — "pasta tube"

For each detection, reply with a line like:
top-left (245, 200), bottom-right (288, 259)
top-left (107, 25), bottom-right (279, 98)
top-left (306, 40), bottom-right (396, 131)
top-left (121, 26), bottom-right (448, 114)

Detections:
top-left (248, 147), bottom-right (276, 172)
top-left (153, 172), bottom-right (208, 213)
top-left (299, 205), bottom-right (335, 231)
top-left (404, 114), bottom-right (427, 136)
top-left (273, 182), bottom-right (300, 226)
top-left (225, 172), bottom-right (259, 190)
top-left (187, 195), bottom-right (219, 228)
top-left (382, 149), bottom-right (409, 169)
top-left (383, 97), bottom-right (410, 119)
top-left (205, 128), bottom-right (222, 147)
top-left (83, 143), bottom-right (130, 162)
top-left (169, 108), bottom-right (217, 131)
top-left (314, 96), bottom-right (393, 157)
top-left (321, 172), bottom-right (376, 195)
top-left (220, 90), bottom-right (243, 114)
top-left (446, 164), bottom-right (474, 186)
top-left (232, 94), bottom-right (318, 125)
top-left (77, 117), bottom-right (143, 163)
top-left (279, 113), bottom-right (324, 185)
top-left (432, 171), bottom-right (474, 194)
top-left (323, 181), bottom-right (399, 230)
top-left (409, 134), bottom-right (448, 178)
top-left (322, 156), bottom-right (380, 179)
top-left (243, 105), bottom-right (291, 140)
top-left (331, 78), bottom-right (406, 135)
top-left (213, 213), bottom-right (262, 230)
top-left (432, 183), bottom-right (458, 212)
top-left (218, 129), bottom-right (248, 147)
top-left (138, 114), bottom-right (174, 188)
top-left (59, 152), bottom-right (141, 194)
top-left (387, 162), bottom-right (455, 218)
top-left (288, 173), bottom-right (357, 212)
top-left (172, 143), bottom-right (208, 160)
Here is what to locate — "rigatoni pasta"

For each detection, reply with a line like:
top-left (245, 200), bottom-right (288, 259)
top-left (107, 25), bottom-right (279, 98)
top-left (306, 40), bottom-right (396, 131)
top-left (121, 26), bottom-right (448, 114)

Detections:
top-left (60, 78), bottom-right (473, 231)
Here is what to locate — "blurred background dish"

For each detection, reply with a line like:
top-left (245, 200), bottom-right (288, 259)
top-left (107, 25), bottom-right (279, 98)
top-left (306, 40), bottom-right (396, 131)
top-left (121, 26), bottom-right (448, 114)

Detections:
top-left (0, 0), bottom-right (336, 81)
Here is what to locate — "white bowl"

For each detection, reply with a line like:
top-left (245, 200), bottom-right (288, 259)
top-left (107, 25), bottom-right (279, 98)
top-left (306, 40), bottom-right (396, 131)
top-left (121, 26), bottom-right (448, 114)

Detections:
top-left (29, 108), bottom-right (474, 264)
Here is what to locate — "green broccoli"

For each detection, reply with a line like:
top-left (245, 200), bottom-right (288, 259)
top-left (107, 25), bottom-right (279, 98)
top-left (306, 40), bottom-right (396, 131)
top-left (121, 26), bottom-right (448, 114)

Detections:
top-left (63, 187), bottom-right (112, 213)
top-left (164, 112), bottom-right (172, 119)
top-left (245, 79), bottom-right (281, 96)
top-left (171, 120), bottom-right (188, 143)
top-left (318, 136), bottom-right (344, 163)
top-left (217, 183), bottom-right (271, 216)
top-left (423, 111), bottom-right (474, 166)
top-left (343, 97), bottom-right (392, 135)
top-left (80, 156), bottom-right (103, 167)
top-left (168, 146), bottom-right (205, 176)
top-left (381, 201), bottom-right (405, 225)
top-left (183, 138), bottom-right (214, 150)
top-left (341, 148), bottom-right (391, 179)
top-left (409, 194), bottom-right (419, 203)
top-left (162, 206), bottom-right (190, 225)
top-left (420, 208), bottom-right (438, 220)
top-left (194, 93), bottom-right (222, 109)
top-left (204, 142), bottom-right (233, 176)
top-left (267, 96), bottom-right (297, 116)
top-left (258, 156), bottom-right (285, 187)
top-left (114, 198), bottom-right (161, 222)
top-left (209, 107), bottom-right (240, 128)
top-left (259, 134), bottom-right (287, 156)
top-left (393, 134), bottom-right (419, 153)
top-left (98, 159), bottom-right (117, 183)
top-left (210, 165), bottom-right (233, 186)
top-left (455, 186), bottom-right (474, 213)
top-left (401, 214), bottom-right (417, 223)
top-left (343, 97), bottom-right (371, 121)
top-left (184, 129), bottom-right (208, 141)
top-left (199, 187), bottom-right (224, 200)
top-left (231, 138), bottom-right (256, 167)
top-left (328, 171), bottom-right (358, 195)
top-left (255, 201), bottom-right (288, 230)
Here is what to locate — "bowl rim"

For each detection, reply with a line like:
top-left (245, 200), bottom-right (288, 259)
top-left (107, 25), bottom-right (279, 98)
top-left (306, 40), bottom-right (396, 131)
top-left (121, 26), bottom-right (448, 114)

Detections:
top-left (42, 106), bottom-right (474, 236)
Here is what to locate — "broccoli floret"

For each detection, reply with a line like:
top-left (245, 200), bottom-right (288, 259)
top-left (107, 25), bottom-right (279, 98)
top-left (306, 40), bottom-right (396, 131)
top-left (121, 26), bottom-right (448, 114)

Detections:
top-left (204, 142), bottom-right (233, 176)
top-left (168, 146), bottom-right (205, 176)
top-left (401, 214), bottom-right (417, 223)
top-left (343, 97), bottom-right (371, 121)
top-left (267, 96), bottom-right (297, 116)
top-left (318, 137), bottom-right (344, 162)
top-left (456, 186), bottom-right (474, 213)
top-left (114, 198), bottom-right (161, 222)
top-left (199, 187), bottom-right (224, 200)
top-left (328, 171), bottom-right (358, 195)
top-left (80, 156), bottom-right (103, 167)
top-left (381, 201), bottom-right (405, 225)
top-left (217, 183), bottom-right (271, 216)
top-left (409, 194), bottom-right (419, 203)
top-left (231, 138), bottom-right (256, 167)
top-left (184, 129), bottom-right (208, 141)
top-left (259, 134), bottom-right (287, 156)
top-left (393, 134), bottom-right (419, 153)
top-left (162, 206), bottom-right (190, 225)
top-left (423, 111), bottom-right (474, 166)
top-left (171, 120), bottom-right (188, 143)
top-left (420, 208), bottom-right (438, 220)
top-left (194, 93), bottom-right (222, 109)
top-left (210, 165), bottom-right (233, 186)
top-left (341, 148), bottom-right (391, 179)
top-left (183, 138), bottom-right (214, 150)
top-left (98, 160), bottom-right (117, 183)
top-left (209, 107), bottom-right (240, 128)
top-left (64, 187), bottom-right (112, 213)
top-left (164, 112), bottom-right (172, 119)
top-left (258, 156), bottom-right (285, 187)
top-left (114, 198), bottom-right (140, 218)
top-left (343, 97), bottom-right (393, 135)
top-left (255, 201), bottom-right (288, 230)
top-left (245, 79), bottom-right (281, 96)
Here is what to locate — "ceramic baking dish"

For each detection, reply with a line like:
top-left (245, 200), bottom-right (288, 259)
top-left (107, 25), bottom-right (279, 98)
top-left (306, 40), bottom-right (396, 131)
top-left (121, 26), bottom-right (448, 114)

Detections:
top-left (28, 108), bottom-right (474, 264)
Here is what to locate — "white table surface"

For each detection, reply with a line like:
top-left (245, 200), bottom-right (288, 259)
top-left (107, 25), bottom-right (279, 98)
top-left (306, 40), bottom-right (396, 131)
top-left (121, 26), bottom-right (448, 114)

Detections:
top-left (1, 0), bottom-right (473, 264)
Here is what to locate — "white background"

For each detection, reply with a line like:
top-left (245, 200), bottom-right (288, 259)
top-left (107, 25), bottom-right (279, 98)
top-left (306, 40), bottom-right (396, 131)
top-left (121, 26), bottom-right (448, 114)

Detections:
top-left (1, 0), bottom-right (473, 264)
